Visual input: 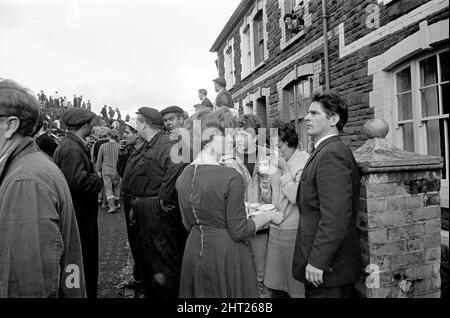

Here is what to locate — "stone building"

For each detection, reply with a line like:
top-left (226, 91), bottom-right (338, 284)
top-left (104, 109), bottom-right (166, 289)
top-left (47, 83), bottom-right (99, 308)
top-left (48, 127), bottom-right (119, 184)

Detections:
top-left (210, 0), bottom-right (448, 297)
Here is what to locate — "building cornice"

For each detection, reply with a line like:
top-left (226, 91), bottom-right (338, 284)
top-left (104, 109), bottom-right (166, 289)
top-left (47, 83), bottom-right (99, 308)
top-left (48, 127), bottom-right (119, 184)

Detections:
top-left (210, 0), bottom-right (254, 52)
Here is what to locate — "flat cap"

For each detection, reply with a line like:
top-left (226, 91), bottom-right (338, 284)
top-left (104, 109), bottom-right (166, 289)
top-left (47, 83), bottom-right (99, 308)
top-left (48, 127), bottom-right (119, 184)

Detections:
top-left (136, 107), bottom-right (164, 127)
top-left (160, 105), bottom-right (184, 116)
top-left (213, 77), bottom-right (226, 88)
top-left (63, 108), bottom-right (96, 127)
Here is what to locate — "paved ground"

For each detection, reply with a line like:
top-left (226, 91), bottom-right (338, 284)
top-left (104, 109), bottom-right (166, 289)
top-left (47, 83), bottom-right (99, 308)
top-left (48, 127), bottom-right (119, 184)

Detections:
top-left (97, 204), bottom-right (135, 298)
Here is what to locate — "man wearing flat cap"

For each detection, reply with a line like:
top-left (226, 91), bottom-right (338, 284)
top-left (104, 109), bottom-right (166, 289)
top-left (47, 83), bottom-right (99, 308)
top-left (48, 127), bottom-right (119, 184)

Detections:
top-left (213, 77), bottom-right (234, 109)
top-left (0, 78), bottom-right (85, 297)
top-left (122, 107), bottom-right (186, 298)
top-left (160, 106), bottom-right (184, 134)
top-left (53, 107), bottom-right (103, 298)
top-left (117, 118), bottom-right (144, 289)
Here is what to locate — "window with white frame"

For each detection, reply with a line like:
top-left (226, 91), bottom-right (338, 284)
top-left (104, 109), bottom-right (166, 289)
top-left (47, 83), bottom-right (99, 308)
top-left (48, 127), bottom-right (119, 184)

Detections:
top-left (240, 2), bottom-right (267, 79)
top-left (285, 75), bottom-right (314, 151)
top-left (224, 40), bottom-right (235, 90)
top-left (241, 24), bottom-right (252, 78)
top-left (253, 10), bottom-right (265, 66)
top-left (394, 48), bottom-right (449, 180)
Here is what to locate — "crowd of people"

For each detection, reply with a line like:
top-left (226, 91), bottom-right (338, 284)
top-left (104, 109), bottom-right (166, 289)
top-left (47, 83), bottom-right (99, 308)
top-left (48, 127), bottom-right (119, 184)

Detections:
top-left (0, 76), bottom-right (362, 299)
top-left (38, 90), bottom-right (93, 111)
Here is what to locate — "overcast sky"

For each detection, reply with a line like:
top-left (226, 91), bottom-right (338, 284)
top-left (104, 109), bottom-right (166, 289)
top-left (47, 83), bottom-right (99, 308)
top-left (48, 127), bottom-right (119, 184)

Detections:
top-left (0, 0), bottom-right (240, 116)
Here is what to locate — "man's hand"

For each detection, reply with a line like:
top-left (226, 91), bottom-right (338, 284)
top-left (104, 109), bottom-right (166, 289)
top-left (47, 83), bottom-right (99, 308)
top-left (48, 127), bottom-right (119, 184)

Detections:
top-left (160, 199), bottom-right (176, 212)
top-left (154, 272), bottom-right (166, 286)
top-left (129, 208), bottom-right (135, 226)
top-left (305, 263), bottom-right (324, 287)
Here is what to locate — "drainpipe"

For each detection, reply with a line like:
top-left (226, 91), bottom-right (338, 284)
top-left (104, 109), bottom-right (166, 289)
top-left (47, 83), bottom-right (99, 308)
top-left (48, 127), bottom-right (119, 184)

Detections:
top-left (322, 0), bottom-right (330, 90)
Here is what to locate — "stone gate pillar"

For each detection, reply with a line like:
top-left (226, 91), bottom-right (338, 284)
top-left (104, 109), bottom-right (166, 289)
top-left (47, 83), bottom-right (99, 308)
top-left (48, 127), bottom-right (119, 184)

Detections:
top-left (354, 119), bottom-right (443, 298)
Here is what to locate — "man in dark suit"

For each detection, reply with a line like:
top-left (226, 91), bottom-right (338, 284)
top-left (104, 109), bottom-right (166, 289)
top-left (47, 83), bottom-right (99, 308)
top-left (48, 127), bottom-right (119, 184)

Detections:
top-left (292, 91), bottom-right (362, 298)
top-left (198, 89), bottom-right (214, 109)
top-left (213, 78), bottom-right (234, 109)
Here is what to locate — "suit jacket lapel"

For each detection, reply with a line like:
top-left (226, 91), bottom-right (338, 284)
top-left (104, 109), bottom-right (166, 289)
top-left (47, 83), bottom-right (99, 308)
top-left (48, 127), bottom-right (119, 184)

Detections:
top-left (297, 136), bottom-right (341, 207)
top-left (302, 135), bottom-right (341, 173)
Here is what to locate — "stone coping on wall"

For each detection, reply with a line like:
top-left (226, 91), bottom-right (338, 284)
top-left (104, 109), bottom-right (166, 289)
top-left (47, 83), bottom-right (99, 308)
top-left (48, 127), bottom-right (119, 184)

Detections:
top-left (354, 138), bottom-right (443, 173)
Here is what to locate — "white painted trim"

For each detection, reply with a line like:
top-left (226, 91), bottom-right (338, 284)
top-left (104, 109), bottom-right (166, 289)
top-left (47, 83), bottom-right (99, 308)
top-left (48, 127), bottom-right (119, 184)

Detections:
top-left (232, 35), bottom-right (324, 99)
top-left (238, 0), bottom-right (269, 80)
top-left (368, 19), bottom-right (449, 209)
top-left (239, 86), bottom-right (271, 118)
top-left (367, 19), bottom-right (449, 143)
top-left (442, 230), bottom-right (449, 248)
top-left (223, 37), bottom-right (236, 90)
top-left (377, 0), bottom-right (397, 5)
top-left (240, 17), bottom-right (253, 79)
top-left (338, 0), bottom-right (449, 59)
top-left (276, 60), bottom-right (322, 121)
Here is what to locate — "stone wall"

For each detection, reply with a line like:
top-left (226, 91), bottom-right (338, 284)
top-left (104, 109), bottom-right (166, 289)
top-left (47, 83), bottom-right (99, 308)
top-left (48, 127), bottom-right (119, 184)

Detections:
top-left (353, 119), bottom-right (443, 298)
top-left (356, 170), bottom-right (442, 297)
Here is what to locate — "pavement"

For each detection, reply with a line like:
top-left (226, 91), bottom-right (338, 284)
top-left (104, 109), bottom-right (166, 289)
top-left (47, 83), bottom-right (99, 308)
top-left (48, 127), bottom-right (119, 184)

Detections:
top-left (97, 203), bottom-right (137, 298)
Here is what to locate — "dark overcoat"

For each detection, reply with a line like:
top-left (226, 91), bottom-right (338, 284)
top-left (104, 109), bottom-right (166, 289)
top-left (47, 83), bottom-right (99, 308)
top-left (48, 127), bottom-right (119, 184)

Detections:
top-left (53, 132), bottom-right (103, 298)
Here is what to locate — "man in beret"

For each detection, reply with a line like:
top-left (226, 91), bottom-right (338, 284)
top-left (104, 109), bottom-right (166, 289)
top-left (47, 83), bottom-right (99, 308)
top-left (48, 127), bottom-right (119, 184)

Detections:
top-left (160, 105), bottom-right (185, 138)
top-left (122, 107), bottom-right (186, 298)
top-left (213, 77), bottom-right (234, 109)
top-left (53, 107), bottom-right (103, 298)
top-left (0, 79), bottom-right (85, 297)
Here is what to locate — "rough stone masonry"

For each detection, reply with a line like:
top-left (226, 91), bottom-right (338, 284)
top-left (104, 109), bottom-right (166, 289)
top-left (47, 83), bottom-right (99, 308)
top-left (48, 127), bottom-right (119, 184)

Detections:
top-left (354, 119), bottom-right (442, 298)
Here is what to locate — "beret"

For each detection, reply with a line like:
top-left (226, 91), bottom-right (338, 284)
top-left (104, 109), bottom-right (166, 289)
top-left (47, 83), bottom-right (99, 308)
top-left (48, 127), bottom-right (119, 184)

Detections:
top-left (136, 107), bottom-right (164, 127)
top-left (213, 77), bottom-right (226, 88)
top-left (63, 108), bottom-right (96, 126)
top-left (160, 105), bottom-right (184, 116)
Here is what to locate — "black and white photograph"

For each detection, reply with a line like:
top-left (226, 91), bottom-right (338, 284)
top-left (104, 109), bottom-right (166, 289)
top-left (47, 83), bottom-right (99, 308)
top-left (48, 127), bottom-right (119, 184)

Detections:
top-left (0, 0), bottom-right (448, 306)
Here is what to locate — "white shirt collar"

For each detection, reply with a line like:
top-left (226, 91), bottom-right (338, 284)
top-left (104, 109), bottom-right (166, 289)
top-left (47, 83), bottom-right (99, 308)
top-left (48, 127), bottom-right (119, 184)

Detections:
top-left (314, 133), bottom-right (339, 149)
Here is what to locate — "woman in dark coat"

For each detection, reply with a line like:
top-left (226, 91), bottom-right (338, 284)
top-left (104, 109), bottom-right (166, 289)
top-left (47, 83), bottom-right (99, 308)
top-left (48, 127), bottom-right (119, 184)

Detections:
top-left (175, 108), bottom-right (283, 298)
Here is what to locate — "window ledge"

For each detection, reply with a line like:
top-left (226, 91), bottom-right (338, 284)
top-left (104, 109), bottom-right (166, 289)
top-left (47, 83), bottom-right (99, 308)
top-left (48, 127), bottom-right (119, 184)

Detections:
top-left (241, 60), bottom-right (266, 81)
top-left (280, 30), bottom-right (306, 51)
top-left (241, 71), bottom-right (251, 81)
top-left (377, 0), bottom-right (399, 5)
top-left (253, 61), bottom-right (265, 72)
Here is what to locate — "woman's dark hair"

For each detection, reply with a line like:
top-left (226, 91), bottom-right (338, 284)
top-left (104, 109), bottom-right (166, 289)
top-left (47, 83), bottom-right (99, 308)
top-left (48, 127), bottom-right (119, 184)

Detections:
top-left (310, 90), bottom-right (348, 132)
top-left (272, 119), bottom-right (299, 149)
top-left (236, 114), bottom-right (262, 136)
